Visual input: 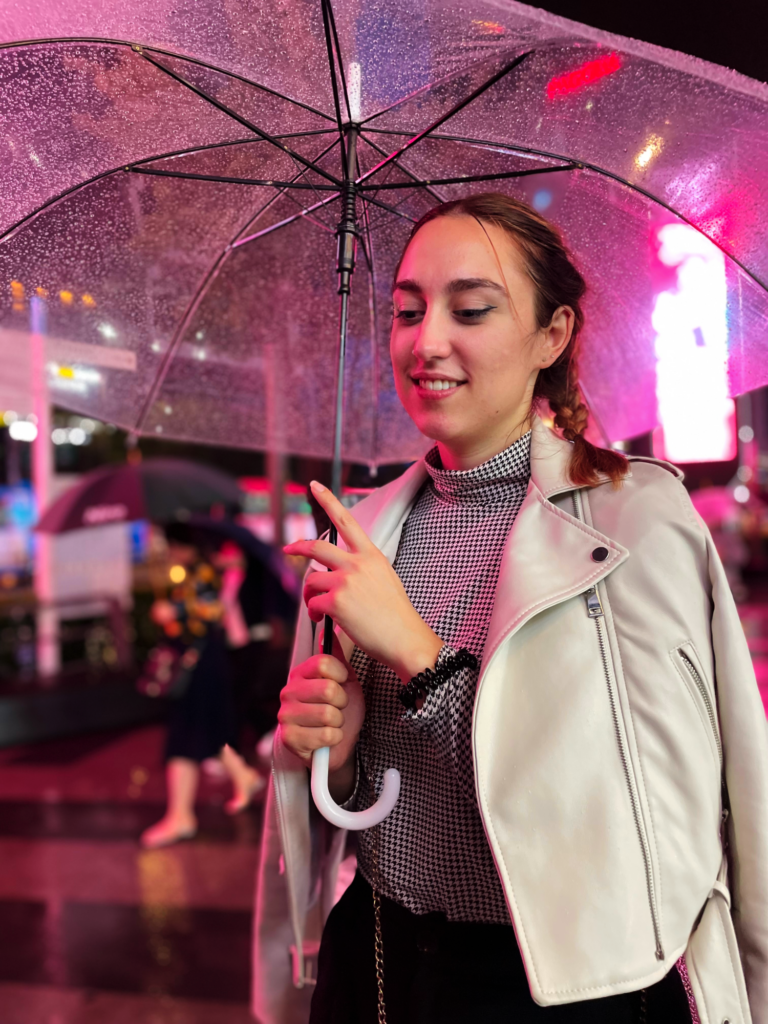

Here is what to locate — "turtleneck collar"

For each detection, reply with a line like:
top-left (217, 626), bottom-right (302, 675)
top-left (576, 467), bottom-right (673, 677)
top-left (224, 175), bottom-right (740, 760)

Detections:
top-left (424, 431), bottom-right (531, 507)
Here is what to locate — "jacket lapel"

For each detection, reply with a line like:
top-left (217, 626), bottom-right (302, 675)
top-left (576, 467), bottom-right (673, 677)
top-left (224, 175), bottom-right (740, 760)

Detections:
top-left (482, 419), bottom-right (628, 669)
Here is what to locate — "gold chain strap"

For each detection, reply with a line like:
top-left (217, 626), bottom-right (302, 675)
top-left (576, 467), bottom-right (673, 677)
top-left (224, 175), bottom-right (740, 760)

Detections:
top-left (359, 660), bottom-right (388, 1024)
top-left (370, 826), bottom-right (388, 1024)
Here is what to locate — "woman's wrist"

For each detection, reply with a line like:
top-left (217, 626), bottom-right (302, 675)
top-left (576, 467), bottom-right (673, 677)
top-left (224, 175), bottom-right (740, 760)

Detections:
top-left (390, 627), bottom-right (445, 684)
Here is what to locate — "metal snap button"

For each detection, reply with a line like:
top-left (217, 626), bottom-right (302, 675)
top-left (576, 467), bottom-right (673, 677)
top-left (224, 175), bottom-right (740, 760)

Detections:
top-left (591, 546), bottom-right (609, 562)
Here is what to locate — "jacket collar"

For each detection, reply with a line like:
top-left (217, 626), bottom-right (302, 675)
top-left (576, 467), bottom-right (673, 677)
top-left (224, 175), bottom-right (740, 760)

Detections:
top-left (353, 415), bottom-right (602, 544)
top-left (351, 416), bottom-right (629, 664)
top-left (528, 414), bottom-right (615, 499)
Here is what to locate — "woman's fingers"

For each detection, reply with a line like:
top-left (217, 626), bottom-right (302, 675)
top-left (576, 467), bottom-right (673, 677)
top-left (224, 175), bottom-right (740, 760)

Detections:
top-left (308, 481), bottom-right (372, 554)
top-left (283, 537), bottom-right (350, 568)
top-left (279, 699), bottom-right (344, 730)
top-left (292, 653), bottom-right (348, 684)
top-left (291, 674), bottom-right (349, 709)
top-left (306, 594), bottom-right (333, 623)
top-left (279, 723), bottom-right (344, 757)
top-left (303, 570), bottom-right (333, 606)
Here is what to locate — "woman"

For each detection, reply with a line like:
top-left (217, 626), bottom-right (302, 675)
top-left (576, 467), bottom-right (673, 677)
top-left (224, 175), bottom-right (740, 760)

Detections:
top-left (254, 194), bottom-right (768, 1024)
top-left (140, 528), bottom-right (263, 848)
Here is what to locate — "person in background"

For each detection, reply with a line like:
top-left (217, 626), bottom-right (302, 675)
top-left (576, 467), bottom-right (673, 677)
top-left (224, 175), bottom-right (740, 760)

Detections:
top-left (140, 527), bottom-right (263, 849)
top-left (190, 518), bottom-right (300, 767)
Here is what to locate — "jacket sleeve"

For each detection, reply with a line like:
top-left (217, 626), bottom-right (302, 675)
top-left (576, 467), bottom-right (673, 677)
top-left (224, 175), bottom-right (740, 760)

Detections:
top-left (252, 597), bottom-right (316, 1024)
top-left (707, 524), bottom-right (768, 1022)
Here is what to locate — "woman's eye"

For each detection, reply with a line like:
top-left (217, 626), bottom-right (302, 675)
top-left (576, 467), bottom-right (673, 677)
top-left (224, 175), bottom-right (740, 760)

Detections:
top-left (454, 306), bottom-right (495, 321)
top-left (394, 309), bottom-right (423, 322)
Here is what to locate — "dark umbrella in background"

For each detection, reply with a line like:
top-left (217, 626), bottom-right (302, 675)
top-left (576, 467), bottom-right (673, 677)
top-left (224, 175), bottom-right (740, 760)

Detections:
top-left (36, 458), bottom-right (243, 533)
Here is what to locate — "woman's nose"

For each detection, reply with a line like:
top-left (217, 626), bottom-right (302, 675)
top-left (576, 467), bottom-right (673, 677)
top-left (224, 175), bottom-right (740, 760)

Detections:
top-left (411, 309), bottom-right (452, 361)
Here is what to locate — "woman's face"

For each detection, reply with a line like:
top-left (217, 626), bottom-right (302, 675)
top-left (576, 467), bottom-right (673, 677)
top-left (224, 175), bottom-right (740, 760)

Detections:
top-left (390, 214), bottom-right (572, 469)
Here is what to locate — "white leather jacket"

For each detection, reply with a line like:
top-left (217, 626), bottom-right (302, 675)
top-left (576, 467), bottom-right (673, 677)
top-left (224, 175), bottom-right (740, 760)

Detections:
top-left (253, 418), bottom-right (768, 1024)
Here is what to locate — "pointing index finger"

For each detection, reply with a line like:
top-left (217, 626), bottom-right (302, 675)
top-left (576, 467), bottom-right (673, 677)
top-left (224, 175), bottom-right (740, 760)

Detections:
top-left (309, 480), bottom-right (371, 553)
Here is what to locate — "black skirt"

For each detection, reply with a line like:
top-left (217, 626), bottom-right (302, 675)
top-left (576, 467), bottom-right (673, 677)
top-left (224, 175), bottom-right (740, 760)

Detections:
top-left (165, 632), bottom-right (237, 763)
top-left (310, 872), bottom-right (692, 1024)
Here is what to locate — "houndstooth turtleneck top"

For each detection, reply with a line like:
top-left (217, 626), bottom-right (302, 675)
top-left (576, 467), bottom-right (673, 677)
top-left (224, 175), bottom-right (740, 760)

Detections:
top-left (350, 430), bottom-right (532, 924)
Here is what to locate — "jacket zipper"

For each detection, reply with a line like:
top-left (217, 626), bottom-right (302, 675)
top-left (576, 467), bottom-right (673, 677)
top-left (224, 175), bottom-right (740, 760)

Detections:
top-left (573, 494), bottom-right (665, 961)
top-left (678, 650), bottom-right (722, 767)
top-left (677, 650), bottom-right (730, 848)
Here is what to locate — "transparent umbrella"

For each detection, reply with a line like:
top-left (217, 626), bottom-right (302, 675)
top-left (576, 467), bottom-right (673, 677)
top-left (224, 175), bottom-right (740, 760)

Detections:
top-left (3, 0), bottom-right (768, 825)
top-left (2, 0), bottom-right (768, 468)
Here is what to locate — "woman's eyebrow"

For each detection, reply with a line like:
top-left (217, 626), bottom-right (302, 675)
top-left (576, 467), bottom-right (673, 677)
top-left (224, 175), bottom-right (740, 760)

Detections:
top-left (393, 277), bottom-right (505, 295)
top-left (393, 278), bottom-right (422, 294)
top-left (447, 277), bottom-right (505, 294)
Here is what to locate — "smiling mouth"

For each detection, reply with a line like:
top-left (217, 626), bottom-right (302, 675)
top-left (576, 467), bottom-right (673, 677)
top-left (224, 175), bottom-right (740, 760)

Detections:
top-left (411, 377), bottom-right (467, 392)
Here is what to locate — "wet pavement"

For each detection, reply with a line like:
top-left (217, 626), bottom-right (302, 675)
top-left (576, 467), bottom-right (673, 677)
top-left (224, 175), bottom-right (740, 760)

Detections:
top-left (0, 724), bottom-right (261, 1023)
top-left (0, 598), bottom-right (766, 1024)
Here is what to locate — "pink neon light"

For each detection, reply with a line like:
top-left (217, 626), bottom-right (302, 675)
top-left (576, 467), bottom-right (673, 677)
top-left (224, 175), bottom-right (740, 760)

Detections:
top-left (546, 52), bottom-right (622, 99)
top-left (652, 224), bottom-right (736, 464)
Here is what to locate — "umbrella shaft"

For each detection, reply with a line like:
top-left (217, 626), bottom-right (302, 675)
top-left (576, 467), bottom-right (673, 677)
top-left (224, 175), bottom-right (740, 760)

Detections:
top-left (331, 124), bottom-right (359, 495)
top-left (331, 291), bottom-right (349, 498)
top-left (336, 126), bottom-right (359, 296)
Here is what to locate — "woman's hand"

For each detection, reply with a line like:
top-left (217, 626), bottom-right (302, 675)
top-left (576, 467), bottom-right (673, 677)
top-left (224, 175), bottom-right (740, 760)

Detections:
top-left (278, 634), bottom-right (364, 798)
top-left (284, 481), bottom-right (443, 683)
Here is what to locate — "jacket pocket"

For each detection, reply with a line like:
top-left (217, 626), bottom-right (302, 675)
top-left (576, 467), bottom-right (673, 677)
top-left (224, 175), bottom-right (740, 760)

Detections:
top-left (671, 642), bottom-right (722, 771)
top-left (685, 860), bottom-right (751, 1024)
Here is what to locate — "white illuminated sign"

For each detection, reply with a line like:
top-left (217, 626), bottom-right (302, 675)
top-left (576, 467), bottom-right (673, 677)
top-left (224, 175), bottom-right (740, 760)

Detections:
top-left (652, 224), bottom-right (735, 463)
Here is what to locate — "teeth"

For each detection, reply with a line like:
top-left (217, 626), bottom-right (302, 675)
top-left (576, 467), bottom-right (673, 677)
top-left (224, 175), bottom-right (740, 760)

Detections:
top-left (419, 379), bottom-right (460, 391)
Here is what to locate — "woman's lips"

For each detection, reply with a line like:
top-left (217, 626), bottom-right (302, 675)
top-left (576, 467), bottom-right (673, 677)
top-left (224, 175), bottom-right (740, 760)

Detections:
top-left (411, 378), bottom-right (467, 399)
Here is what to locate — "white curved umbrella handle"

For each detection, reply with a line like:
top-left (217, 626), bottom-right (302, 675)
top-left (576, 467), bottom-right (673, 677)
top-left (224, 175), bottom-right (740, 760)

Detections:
top-left (311, 746), bottom-right (400, 830)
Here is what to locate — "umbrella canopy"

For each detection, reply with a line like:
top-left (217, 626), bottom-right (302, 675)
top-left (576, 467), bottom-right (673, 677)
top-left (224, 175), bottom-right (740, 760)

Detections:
top-left (2, 0), bottom-right (767, 465)
top-left (37, 457), bottom-right (243, 532)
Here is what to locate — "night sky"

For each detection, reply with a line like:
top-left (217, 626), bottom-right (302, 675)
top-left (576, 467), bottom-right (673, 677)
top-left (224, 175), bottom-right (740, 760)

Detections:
top-left (525, 0), bottom-right (766, 84)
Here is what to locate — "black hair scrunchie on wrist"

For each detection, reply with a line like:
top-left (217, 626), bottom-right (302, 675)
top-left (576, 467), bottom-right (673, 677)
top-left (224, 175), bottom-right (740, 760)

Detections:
top-left (398, 648), bottom-right (478, 711)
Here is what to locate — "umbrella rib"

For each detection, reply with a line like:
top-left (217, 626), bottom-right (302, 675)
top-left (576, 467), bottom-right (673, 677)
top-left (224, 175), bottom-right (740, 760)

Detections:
top-left (233, 193), bottom-right (341, 249)
top-left (132, 144), bottom-right (342, 436)
top-left (358, 163), bottom-right (577, 191)
top-left (359, 199), bottom-right (382, 467)
top-left (0, 36), bottom-right (337, 123)
top-left (359, 134), bottom-right (448, 205)
top-left (359, 193), bottom-right (417, 223)
top-left (320, 0), bottom-right (350, 166)
top-left (357, 48), bottom-right (535, 129)
top-left (356, 51), bottom-right (534, 186)
top-left (0, 134), bottom-right (336, 246)
top-left (128, 167), bottom-right (338, 190)
top-left (136, 48), bottom-right (343, 187)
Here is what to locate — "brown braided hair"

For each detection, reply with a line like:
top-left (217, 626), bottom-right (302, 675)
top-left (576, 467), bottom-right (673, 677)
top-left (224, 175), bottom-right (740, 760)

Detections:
top-left (395, 192), bottom-right (628, 487)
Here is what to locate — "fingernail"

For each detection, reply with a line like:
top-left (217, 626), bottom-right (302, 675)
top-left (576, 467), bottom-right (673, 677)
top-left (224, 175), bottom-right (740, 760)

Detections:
top-left (310, 480), bottom-right (326, 493)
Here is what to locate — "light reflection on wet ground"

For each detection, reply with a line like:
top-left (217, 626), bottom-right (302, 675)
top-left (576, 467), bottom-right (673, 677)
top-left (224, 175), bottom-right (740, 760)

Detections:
top-left (0, 724), bottom-right (261, 1023)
